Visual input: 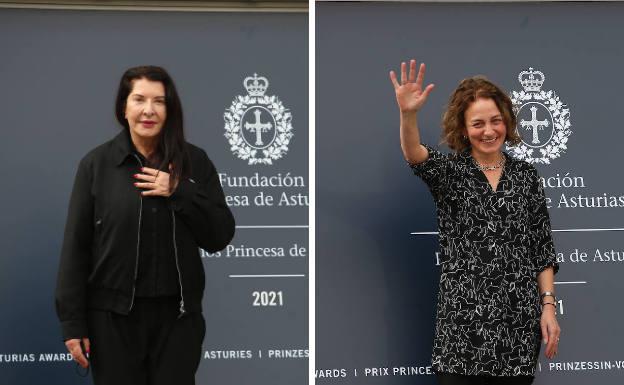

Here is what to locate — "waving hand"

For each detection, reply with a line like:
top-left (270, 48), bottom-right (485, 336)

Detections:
top-left (390, 59), bottom-right (435, 113)
top-left (390, 59), bottom-right (434, 164)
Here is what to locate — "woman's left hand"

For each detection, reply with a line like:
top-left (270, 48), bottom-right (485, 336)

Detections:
top-left (134, 167), bottom-right (176, 197)
top-left (540, 305), bottom-right (561, 359)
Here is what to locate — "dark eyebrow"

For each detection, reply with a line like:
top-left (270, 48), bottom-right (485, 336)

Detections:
top-left (130, 94), bottom-right (165, 100)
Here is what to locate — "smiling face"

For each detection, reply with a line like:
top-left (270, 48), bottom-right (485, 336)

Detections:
top-left (125, 78), bottom-right (167, 142)
top-left (464, 98), bottom-right (507, 160)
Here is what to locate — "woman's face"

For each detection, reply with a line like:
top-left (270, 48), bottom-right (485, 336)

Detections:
top-left (464, 98), bottom-right (506, 158)
top-left (125, 78), bottom-right (167, 141)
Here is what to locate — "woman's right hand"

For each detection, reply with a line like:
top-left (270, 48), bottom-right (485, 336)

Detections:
top-left (389, 59), bottom-right (435, 113)
top-left (65, 337), bottom-right (90, 368)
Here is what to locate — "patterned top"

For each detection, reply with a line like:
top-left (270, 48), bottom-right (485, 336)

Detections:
top-left (410, 144), bottom-right (558, 377)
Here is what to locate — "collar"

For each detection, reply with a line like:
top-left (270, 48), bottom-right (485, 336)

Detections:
top-left (112, 129), bottom-right (137, 166)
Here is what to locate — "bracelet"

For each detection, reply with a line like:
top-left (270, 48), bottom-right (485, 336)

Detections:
top-left (542, 302), bottom-right (557, 312)
top-left (540, 291), bottom-right (556, 301)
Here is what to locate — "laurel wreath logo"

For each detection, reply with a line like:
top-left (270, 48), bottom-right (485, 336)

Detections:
top-left (507, 68), bottom-right (572, 164)
top-left (224, 75), bottom-right (293, 165)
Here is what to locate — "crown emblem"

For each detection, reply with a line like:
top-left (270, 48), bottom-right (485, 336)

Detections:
top-left (244, 73), bottom-right (269, 97)
top-left (225, 74), bottom-right (294, 165)
top-left (508, 68), bottom-right (572, 165)
top-left (518, 67), bottom-right (545, 92)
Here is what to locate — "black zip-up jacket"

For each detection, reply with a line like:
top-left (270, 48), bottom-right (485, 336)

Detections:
top-left (55, 131), bottom-right (235, 340)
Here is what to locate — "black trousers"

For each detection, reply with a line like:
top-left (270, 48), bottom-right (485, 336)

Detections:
top-left (437, 373), bottom-right (534, 385)
top-left (87, 297), bottom-right (205, 385)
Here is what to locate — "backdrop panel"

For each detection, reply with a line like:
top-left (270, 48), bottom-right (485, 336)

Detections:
top-left (0, 7), bottom-right (308, 385)
top-left (317, 2), bottom-right (623, 384)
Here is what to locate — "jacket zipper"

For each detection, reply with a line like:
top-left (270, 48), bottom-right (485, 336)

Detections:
top-left (128, 154), bottom-right (186, 318)
top-left (128, 154), bottom-right (144, 313)
top-left (171, 210), bottom-right (187, 318)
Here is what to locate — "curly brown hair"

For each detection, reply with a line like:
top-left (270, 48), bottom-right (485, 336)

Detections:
top-left (441, 76), bottom-right (521, 152)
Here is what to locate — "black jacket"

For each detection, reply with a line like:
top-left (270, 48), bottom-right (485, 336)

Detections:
top-left (55, 131), bottom-right (235, 340)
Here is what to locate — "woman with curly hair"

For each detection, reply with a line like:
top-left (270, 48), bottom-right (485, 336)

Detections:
top-left (389, 59), bottom-right (560, 385)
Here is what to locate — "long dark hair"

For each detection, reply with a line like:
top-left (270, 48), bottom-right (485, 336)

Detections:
top-left (115, 65), bottom-right (190, 189)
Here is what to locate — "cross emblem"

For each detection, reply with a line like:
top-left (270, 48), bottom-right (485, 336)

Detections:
top-left (520, 105), bottom-right (549, 144)
top-left (244, 108), bottom-right (273, 146)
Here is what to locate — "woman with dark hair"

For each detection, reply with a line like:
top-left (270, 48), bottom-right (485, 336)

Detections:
top-left (56, 65), bottom-right (235, 384)
top-left (389, 60), bottom-right (560, 385)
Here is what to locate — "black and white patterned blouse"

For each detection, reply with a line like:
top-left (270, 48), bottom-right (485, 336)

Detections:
top-left (410, 144), bottom-right (558, 377)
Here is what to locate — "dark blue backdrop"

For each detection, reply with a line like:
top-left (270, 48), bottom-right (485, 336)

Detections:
top-left (0, 7), bottom-right (308, 385)
top-left (317, 2), bottom-right (624, 384)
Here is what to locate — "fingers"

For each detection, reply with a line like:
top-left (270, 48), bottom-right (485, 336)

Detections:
top-left (134, 180), bottom-right (168, 195)
top-left (541, 318), bottom-right (561, 359)
top-left (415, 62), bottom-right (424, 88)
top-left (400, 61), bottom-right (407, 85)
top-left (135, 168), bottom-right (169, 183)
top-left (134, 173), bottom-right (157, 182)
top-left (545, 334), bottom-right (557, 358)
top-left (408, 59), bottom-right (416, 83)
top-left (422, 83), bottom-right (435, 99)
top-left (134, 182), bottom-right (170, 197)
top-left (141, 188), bottom-right (171, 197)
top-left (389, 71), bottom-right (400, 89)
top-left (141, 167), bottom-right (159, 176)
top-left (133, 168), bottom-right (171, 196)
top-left (548, 323), bottom-right (561, 359)
top-left (83, 338), bottom-right (91, 356)
top-left (75, 352), bottom-right (88, 368)
top-left (134, 182), bottom-right (157, 189)
top-left (65, 339), bottom-right (89, 368)
top-left (390, 59), bottom-right (431, 89)
top-left (415, 62), bottom-right (426, 89)
top-left (546, 338), bottom-right (558, 358)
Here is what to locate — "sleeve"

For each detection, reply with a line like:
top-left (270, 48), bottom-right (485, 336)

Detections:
top-left (55, 157), bottom-right (94, 341)
top-left (528, 167), bottom-right (559, 276)
top-left (169, 150), bottom-right (235, 252)
top-left (408, 144), bottom-right (450, 201)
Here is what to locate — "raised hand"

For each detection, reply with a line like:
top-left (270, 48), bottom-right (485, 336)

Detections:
top-left (389, 59), bottom-right (435, 113)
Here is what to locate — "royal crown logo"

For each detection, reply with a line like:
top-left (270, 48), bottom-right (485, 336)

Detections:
top-left (224, 74), bottom-right (293, 165)
top-left (507, 68), bottom-right (572, 164)
top-left (243, 74), bottom-right (269, 96)
top-left (518, 68), bottom-right (545, 92)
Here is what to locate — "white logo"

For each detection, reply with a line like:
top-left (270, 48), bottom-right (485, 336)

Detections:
top-left (224, 74), bottom-right (293, 165)
top-left (507, 68), bottom-right (572, 164)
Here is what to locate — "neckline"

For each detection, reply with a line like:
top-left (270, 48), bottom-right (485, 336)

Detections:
top-left (466, 150), bottom-right (510, 193)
